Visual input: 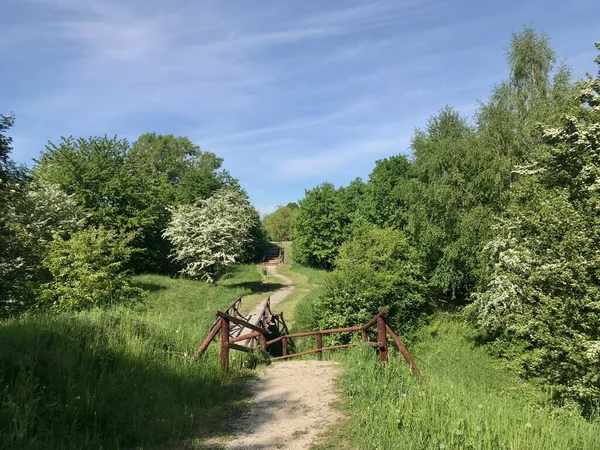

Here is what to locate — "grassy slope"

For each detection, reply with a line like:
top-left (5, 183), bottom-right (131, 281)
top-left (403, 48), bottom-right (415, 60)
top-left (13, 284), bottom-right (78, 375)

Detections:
top-left (0, 264), bottom-right (275, 450)
top-left (313, 315), bottom-right (600, 450)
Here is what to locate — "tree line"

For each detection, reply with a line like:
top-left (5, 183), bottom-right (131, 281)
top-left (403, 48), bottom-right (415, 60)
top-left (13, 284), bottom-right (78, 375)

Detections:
top-left (0, 130), bottom-right (265, 314)
top-left (291, 29), bottom-right (600, 414)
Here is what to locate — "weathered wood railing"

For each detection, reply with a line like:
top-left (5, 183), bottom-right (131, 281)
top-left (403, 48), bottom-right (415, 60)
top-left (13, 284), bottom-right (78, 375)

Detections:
top-left (195, 302), bottom-right (422, 381)
top-left (266, 308), bottom-right (423, 381)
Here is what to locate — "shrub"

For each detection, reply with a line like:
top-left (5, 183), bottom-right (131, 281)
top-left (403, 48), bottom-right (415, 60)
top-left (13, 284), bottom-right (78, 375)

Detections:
top-left (313, 226), bottom-right (430, 341)
top-left (40, 228), bottom-right (144, 310)
top-left (163, 188), bottom-right (262, 282)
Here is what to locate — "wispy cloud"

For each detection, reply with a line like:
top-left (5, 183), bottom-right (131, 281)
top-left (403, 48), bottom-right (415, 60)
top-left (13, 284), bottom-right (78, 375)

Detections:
top-left (4, 0), bottom-right (599, 213)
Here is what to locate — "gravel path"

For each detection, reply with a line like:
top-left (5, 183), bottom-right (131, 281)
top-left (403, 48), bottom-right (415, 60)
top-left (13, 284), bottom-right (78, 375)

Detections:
top-left (225, 360), bottom-right (343, 449)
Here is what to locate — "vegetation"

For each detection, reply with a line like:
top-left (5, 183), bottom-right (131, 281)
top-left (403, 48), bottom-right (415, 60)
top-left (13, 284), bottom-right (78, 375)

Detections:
top-left (263, 203), bottom-right (298, 241)
top-left (311, 226), bottom-right (429, 340)
top-left (0, 265), bottom-right (263, 449)
top-left (292, 30), bottom-right (600, 411)
top-left (315, 316), bottom-right (600, 450)
top-left (164, 188), bottom-right (263, 282)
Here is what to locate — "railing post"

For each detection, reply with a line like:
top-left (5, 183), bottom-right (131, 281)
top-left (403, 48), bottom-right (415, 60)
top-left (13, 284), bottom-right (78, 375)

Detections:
top-left (220, 316), bottom-right (230, 374)
top-left (282, 336), bottom-right (288, 357)
top-left (377, 316), bottom-right (388, 362)
top-left (260, 333), bottom-right (267, 353)
top-left (316, 334), bottom-right (323, 360)
top-left (361, 328), bottom-right (367, 343)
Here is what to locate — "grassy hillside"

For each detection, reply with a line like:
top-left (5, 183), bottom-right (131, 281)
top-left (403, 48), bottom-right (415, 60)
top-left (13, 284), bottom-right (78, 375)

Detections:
top-left (0, 265), bottom-right (273, 450)
top-left (314, 315), bottom-right (600, 450)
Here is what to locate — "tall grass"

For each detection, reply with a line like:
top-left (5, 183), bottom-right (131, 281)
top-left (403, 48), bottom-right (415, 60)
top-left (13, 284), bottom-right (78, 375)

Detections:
top-left (316, 315), bottom-right (600, 450)
top-left (0, 265), bottom-right (264, 449)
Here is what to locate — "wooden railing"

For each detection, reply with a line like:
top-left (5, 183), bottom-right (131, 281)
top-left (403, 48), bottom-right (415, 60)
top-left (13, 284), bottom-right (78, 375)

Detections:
top-left (195, 301), bottom-right (423, 381)
top-left (266, 308), bottom-right (423, 381)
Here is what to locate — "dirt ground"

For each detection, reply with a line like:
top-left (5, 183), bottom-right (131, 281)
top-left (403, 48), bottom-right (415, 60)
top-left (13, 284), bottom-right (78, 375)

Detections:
top-left (225, 360), bottom-right (343, 450)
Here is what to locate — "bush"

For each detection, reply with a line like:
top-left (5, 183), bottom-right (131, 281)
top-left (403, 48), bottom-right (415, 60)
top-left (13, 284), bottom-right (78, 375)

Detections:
top-left (40, 228), bottom-right (144, 310)
top-left (472, 47), bottom-right (600, 413)
top-left (313, 226), bottom-right (430, 341)
top-left (163, 188), bottom-right (263, 282)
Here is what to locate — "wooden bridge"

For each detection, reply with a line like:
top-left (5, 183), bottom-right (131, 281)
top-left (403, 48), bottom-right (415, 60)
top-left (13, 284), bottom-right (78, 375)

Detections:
top-left (194, 296), bottom-right (422, 381)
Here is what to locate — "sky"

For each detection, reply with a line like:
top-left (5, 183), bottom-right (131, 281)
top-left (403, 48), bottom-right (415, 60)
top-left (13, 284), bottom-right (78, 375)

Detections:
top-left (2, 0), bottom-right (599, 215)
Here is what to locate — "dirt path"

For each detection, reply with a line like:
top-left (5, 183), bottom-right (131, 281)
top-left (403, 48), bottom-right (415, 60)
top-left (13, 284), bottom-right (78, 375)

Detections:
top-left (226, 360), bottom-right (343, 449)
top-left (248, 267), bottom-right (294, 317)
top-left (233, 268), bottom-right (295, 340)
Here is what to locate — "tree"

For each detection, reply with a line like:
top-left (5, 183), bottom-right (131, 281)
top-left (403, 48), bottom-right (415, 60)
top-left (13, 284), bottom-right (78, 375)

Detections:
top-left (41, 227), bottom-right (144, 310)
top-left (313, 226), bottom-right (428, 341)
top-left (263, 205), bottom-right (298, 241)
top-left (163, 188), bottom-right (262, 282)
top-left (472, 43), bottom-right (600, 412)
top-left (0, 114), bottom-right (32, 316)
top-left (360, 155), bottom-right (411, 228)
top-left (293, 183), bottom-right (348, 269)
top-left (129, 133), bottom-right (236, 205)
top-left (404, 28), bottom-right (576, 305)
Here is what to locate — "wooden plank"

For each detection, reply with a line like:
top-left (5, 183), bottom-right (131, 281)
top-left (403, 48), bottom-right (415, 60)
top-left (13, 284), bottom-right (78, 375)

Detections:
top-left (266, 326), bottom-right (362, 345)
top-left (377, 316), bottom-right (388, 362)
top-left (229, 330), bottom-right (262, 343)
top-left (220, 317), bottom-right (229, 374)
top-left (385, 324), bottom-right (424, 382)
top-left (228, 343), bottom-right (254, 353)
top-left (271, 343), bottom-right (358, 361)
top-left (215, 310), bottom-right (269, 335)
top-left (316, 334), bottom-right (323, 361)
top-left (193, 320), bottom-right (222, 360)
top-left (362, 308), bottom-right (389, 331)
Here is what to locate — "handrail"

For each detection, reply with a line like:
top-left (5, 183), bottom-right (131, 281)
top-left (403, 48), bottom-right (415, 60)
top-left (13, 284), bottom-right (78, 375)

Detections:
top-left (362, 308), bottom-right (388, 330)
top-left (267, 326), bottom-right (363, 345)
top-left (215, 310), bottom-right (269, 335)
top-left (196, 302), bottom-right (422, 381)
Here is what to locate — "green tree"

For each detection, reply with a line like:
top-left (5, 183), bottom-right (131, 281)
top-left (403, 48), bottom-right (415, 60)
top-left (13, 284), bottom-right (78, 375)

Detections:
top-left (293, 183), bottom-right (348, 269)
top-left (473, 44), bottom-right (600, 411)
top-left (360, 154), bottom-right (411, 228)
top-left (0, 115), bottom-right (33, 316)
top-left (314, 226), bottom-right (428, 341)
top-left (405, 28), bottom-right (575, 304)
top-left (263, 205), bottom-right (298, 241)
top-left (41, 227), bottom-right (144, 310)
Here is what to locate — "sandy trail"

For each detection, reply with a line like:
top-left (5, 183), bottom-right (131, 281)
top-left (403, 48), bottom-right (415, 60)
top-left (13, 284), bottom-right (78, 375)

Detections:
top-left (225, 360), bottom-right (343, 450)
top-left (233, 268), bottom-right (294, 340)
top-left (249, 267), bottom-right (294, 317)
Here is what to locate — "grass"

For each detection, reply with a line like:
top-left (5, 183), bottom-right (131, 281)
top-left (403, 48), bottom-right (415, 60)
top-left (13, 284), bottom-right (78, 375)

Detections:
top-left (312, 314), bottom-right (600, 450)
top-left (0, 264), bottom-right (274, 450)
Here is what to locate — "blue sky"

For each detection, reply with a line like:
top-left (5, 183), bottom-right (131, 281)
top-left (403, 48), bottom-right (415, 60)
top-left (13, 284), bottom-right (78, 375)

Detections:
top-left (2, 0), bottom-right (599, 215)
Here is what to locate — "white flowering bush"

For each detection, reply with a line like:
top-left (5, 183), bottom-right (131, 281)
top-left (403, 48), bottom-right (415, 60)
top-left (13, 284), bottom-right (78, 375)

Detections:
top-left (163, 188), bottom-right (261, 282)
top-left (472, 44), bottom-right (600, 412)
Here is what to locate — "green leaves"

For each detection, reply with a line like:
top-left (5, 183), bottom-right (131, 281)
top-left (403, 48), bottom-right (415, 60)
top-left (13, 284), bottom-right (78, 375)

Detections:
top-left (473, 45), bottom-right (600, 411)
top-left (314, 226), bottom-right (429, 339)
top-left (40, 228), bottom-right (144, 311)
top-left (263, 205), bottom-right (298, 241)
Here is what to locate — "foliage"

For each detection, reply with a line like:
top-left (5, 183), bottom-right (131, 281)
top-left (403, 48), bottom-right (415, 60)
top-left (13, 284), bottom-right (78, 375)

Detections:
top-left (317, 316), bottom-right (600, 450)
top-left (0, 114), bottom-right (32, 316)
top-left (292, 182), bottom-right (351, 269)
top-left (163, 188), bottom-right (262, 282)
top-left (34, 134), bottom-right (239, 274)
top-left (472, 45), bottom-right (600, 411)
top-left (313, 226), bottom-right (429, 339)
top-left (263, 204), bottom-right (298, 241)
top-left (359, 154), bottom-right (411, 228)
top-left (40, 228), bottom-right (144, 311)
top-left (0, 265), bottom-right (262, 449)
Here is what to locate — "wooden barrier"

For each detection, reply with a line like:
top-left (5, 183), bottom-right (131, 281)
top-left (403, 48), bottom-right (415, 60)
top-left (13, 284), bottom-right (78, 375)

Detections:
top-left (195, 301), bottom-right (422, 381)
